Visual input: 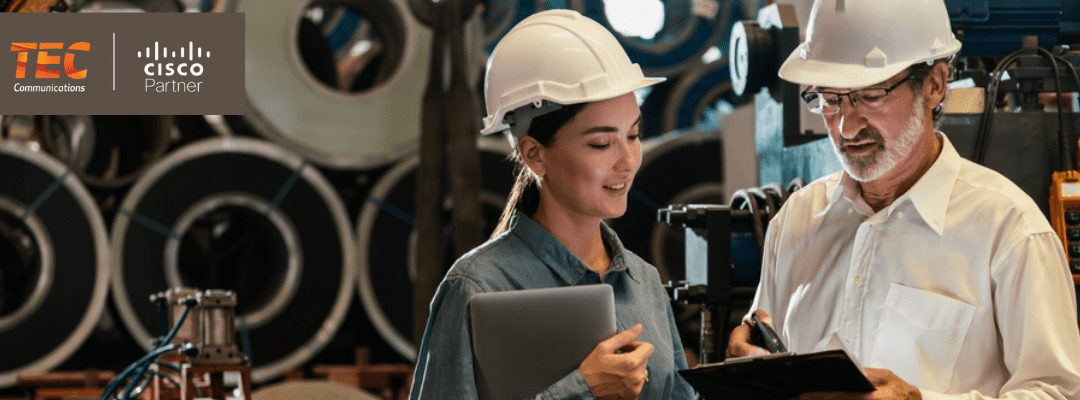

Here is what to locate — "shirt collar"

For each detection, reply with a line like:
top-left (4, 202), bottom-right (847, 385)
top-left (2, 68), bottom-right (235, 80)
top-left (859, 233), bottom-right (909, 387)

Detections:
top-left (510, 211), bottom-right (639, 284)
top-left (897, 132), bottom-right (959, 235)
top-left (822, 132), bottom-right (958, 235)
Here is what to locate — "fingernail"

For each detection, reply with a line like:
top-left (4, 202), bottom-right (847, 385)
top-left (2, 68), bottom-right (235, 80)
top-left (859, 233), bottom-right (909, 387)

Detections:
top-left (754, 348), bottom-right (768, 356)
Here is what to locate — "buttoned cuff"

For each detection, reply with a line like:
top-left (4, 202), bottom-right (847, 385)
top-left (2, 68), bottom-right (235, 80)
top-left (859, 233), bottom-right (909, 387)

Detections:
top-left (538, 369), bottom-right (595, 400)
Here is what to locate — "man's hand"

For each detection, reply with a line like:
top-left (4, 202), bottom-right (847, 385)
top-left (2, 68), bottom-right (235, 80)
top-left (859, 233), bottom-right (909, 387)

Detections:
top-left (726, 309), bottom-right (772, 358)
top-left (798, 368), bottom-right (921, 400)
top-left (580, 324), bottom-right (654, 400)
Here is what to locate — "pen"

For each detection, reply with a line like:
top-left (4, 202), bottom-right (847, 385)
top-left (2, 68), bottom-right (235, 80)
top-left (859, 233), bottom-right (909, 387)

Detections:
top-left (751, 313), bottom-right (788, 353)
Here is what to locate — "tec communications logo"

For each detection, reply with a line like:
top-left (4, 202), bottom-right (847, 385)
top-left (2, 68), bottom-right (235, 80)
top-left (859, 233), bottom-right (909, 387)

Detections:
top-left (10, 42), bottom-right (89, 92)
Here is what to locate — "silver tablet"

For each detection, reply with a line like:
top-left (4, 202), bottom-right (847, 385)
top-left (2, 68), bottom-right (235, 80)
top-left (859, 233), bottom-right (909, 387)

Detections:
top-left (470, 284), bottom-right (617, 400)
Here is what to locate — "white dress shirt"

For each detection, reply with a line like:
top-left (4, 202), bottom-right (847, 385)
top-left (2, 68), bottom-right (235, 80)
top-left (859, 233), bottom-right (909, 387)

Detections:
top-left (751, 133), bottom-right (1080, 399)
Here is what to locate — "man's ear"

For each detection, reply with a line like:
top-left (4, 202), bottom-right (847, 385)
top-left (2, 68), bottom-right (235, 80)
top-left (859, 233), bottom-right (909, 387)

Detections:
top-left (518, 136), bottom-right (545, 178)
top-left (926, 61), bottom-right (950, 109)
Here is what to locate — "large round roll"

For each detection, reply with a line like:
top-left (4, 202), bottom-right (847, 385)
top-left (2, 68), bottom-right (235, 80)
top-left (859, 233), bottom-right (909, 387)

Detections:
top-left (610, 130), bottom-right (723, 282)
top-left (229, 0), bottom-right (430, 170)
top-left (570, 0), bottom-right (733, 77)
top-left (109, 137), bottom-right (355, 383)
top-left (356, 137), bottom-right (514, 361)
top-left (0, 141), bottom-right (109, 388)
top-left (0, 115), bottom-right (174, 191)
top-left (658, 57), bottom-right (753, 134)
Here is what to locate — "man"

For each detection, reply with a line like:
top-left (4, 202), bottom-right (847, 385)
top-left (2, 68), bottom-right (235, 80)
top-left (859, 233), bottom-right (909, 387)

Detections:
top-left (726, 0), bottom-right (1080, 399)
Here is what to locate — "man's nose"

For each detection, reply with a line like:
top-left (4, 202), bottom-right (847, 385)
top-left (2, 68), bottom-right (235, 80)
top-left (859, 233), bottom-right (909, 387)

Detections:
top-left (836, 99), bottom-right (865, 140)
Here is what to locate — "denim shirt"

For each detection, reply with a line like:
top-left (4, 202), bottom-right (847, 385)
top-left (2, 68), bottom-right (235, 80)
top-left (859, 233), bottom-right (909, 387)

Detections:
top-left (409, 212), bottom-right (696, 399)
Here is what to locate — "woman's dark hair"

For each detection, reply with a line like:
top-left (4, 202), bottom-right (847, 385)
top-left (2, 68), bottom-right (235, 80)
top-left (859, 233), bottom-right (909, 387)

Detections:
top-left (490, 102), bottom-right (588, 238)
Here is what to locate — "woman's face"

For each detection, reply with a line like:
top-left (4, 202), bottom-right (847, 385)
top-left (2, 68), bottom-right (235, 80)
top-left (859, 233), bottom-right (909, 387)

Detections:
top-left (533, 92), bottom-right (642, 221)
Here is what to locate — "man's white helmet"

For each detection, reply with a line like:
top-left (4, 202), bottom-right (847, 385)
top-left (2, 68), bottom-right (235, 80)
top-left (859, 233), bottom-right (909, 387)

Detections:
top-left (778, 0), bottom-right (962, 88)
top-left (480, 9), bottom-right (665, 145)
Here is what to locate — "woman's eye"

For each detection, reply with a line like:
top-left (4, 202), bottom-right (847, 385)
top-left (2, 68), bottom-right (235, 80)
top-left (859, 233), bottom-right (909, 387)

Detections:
top-left (589, 142), bottom-right (610, 149)
top-left (627, 134), bottom-right (640, 141)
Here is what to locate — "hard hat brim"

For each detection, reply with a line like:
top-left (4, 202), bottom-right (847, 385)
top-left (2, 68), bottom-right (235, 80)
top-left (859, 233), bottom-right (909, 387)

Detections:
top-left (778, 41), bottom-right (960, 89)
top-left (778, 44), bottom-right (911, 89)
top-left (480, 76), bottom-right (665, 136)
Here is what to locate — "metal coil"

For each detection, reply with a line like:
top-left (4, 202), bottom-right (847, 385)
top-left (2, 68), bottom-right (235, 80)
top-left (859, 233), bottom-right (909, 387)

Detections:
top-left (226, 0), bottom-right (431, 170)
top-left (0, 115), bottom-right (174, 191)
top-left (0, 141), bottom-right (109, 388)
top-left (355, 137), bottom-right (514, 361)
top-left (109, 137), bottom-right (355, 383)
top-left (570, 0), bottom-right (734, 77)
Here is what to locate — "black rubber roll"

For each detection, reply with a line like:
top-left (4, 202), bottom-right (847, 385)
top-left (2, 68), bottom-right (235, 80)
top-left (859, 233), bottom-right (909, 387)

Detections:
top-left (609, 130), bottom-right (723, 283)
top-left (109, 137), bottom-right (355, 383)
top-left (0, 141), bottom-right (109, 388)
top-left (356, 137), bottom-right (514, 361)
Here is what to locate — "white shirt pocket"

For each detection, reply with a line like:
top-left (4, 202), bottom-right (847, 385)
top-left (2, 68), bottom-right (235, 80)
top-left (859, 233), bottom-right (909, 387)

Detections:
top-left (867, 282), bottom-right (975, 392)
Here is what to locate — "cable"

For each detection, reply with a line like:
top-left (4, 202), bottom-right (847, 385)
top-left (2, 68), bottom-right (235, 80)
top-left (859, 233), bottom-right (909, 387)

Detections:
top-left (1036, 47), bottom-right (1067, 171)
top-left (974, 51), bottom-right (1025, 164)
top-left (101, 304), bottom-right (193, 400)
top-left (730, 189), bottom-right (766, 252)
top-left (1052, 53), bottom-right (1080, 170)
top-left (787, 177), bottom-right (807, 194)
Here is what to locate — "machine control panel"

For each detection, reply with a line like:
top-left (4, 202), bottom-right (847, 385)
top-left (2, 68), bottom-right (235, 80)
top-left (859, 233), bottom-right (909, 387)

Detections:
top-left (1049, 171), bottom-right (1080, 279)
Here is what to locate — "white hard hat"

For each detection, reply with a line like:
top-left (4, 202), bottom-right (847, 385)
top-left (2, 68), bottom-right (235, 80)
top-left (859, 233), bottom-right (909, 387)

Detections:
top-left (778, 0), bottom-right (962, 88)
top-left (480, 9), bottom-right (665, 144)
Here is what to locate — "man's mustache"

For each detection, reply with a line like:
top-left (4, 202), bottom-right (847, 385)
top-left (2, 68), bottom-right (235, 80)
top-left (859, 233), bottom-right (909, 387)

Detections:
top-left (839, 128), bottom-right (884, 148)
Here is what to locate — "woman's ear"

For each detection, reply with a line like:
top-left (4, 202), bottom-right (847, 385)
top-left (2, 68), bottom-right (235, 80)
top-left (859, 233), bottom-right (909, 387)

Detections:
top-left (518, 136), bottom-right (545, 178)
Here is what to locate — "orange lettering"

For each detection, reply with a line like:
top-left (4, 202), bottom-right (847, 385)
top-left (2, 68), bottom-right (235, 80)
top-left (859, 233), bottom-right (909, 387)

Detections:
top-left (64, 42), bottom-right (89, 79)
top-left (35, 43), bottom-right (62, 78)
top-left (11, 43), bottom-right (36, 78)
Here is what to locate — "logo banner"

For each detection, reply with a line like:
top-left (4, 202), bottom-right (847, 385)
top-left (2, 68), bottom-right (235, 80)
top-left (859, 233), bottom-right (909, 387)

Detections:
top-left (1, 12), bottom-right (244, 115)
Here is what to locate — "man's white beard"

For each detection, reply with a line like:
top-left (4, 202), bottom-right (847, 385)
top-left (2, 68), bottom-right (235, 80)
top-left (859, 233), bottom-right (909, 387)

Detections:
top-left (833, 95), bottom-right (926, 182)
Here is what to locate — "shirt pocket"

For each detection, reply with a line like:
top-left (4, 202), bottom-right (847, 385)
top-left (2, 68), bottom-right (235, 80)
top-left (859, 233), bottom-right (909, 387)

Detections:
top-left (867, 282), bottom-right (975, 392)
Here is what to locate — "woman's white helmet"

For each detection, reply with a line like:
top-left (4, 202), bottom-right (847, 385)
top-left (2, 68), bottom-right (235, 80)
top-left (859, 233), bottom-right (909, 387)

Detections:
top-left (778, 0), bottom-right (961, 88)
top-left (480, 9), bottom-right (665, 146)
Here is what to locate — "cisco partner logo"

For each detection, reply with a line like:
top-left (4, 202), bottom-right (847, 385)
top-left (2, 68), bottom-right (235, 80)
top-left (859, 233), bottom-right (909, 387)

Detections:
top-left (139, 41), bottom-right (210, 93)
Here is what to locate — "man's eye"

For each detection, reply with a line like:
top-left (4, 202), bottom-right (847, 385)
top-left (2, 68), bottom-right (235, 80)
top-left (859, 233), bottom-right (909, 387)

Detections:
top-left (859, 91), bottom-right (888, 102)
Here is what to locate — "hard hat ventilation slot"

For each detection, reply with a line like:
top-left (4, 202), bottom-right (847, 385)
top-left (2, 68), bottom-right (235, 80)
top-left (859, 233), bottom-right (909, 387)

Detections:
top-left (864, 47), bottom-right (887, 68)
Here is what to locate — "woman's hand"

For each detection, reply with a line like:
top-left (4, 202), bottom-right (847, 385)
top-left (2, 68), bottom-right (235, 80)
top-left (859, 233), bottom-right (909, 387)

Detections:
top-left (579, 324), bottom-right (654, 400)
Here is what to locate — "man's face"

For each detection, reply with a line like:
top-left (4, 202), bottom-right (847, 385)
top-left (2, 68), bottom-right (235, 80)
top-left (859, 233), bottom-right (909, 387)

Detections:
top-left (821, 73), bottom-right (928, 182)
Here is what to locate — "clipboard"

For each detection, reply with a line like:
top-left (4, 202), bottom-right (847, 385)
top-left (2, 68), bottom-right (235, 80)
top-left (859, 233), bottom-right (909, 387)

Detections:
top-left (677, 350), bottom-right (874, 400)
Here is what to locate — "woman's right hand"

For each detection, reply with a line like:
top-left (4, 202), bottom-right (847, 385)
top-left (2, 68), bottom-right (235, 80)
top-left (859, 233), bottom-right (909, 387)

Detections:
top-left (579, 324), bottom-right (653, 400)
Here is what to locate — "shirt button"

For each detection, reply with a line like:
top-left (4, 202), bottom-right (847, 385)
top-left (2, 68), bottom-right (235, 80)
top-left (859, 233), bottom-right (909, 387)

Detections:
top-left (853, 276), bottom-right (863, 285)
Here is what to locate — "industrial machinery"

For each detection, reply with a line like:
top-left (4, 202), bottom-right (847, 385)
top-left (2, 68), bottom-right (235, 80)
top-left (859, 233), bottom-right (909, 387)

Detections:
top-left (727, 0), bottom-right (1080, 280)
top-left (664, 0), bottom-right (1080, 360)
top-left (101, 287), bottom-right (251, 400)
top-left (660, 181), bottom-right (801, 363)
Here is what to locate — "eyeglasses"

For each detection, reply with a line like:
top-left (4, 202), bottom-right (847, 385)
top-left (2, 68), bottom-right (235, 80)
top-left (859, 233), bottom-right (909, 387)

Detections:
top-left (800, 74), bottom-right (916, 115)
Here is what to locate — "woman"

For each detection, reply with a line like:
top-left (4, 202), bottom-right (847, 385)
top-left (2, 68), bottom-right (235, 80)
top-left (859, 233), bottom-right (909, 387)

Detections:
top-left (409, 9), bottom-right (695, 400)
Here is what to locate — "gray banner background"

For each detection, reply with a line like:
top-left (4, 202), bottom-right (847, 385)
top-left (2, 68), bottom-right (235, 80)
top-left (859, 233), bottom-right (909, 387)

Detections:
top-left (1, 13), bottom-right (244, 115)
